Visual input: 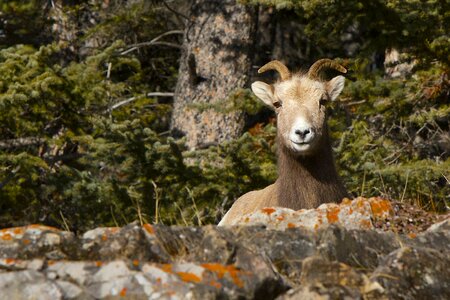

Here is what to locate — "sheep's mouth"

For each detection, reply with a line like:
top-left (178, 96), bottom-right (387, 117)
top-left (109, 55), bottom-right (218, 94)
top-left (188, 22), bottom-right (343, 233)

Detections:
top-left (290, 140), bottom-right (310, 146)
top-left (289, 139), bottom-right (316, 153)
top-left (290, 140), bottom-right (311, 146)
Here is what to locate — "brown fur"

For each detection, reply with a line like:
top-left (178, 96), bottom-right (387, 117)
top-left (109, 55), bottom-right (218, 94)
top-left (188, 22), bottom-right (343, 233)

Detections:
top-left (276, 128), bottom-right (348, 209)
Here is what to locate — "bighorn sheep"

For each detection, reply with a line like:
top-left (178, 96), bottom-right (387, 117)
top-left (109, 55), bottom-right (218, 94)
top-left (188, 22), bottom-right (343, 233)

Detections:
top-left (218, 59), bottom-right (349, 226)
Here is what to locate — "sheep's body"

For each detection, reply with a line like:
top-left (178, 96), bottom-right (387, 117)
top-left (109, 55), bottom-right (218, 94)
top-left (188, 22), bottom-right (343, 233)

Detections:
top-left (218, 134), bottom-right (348, 226)
top-left (218, 59), bottom-right (349, 226)
top-left (219, 184), bottom-right (276, 226)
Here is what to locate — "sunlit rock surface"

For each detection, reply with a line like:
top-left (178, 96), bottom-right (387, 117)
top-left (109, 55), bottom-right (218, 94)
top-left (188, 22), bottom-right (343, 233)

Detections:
top-left (231, 197), bottom-right (392, 229)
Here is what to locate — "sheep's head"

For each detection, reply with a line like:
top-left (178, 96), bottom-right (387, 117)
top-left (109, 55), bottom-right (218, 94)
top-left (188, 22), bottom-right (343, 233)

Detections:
top-left (251, 59), bottom-right (347, 155)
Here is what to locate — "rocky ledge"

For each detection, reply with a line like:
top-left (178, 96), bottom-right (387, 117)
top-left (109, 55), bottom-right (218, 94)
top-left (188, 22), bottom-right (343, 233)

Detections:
top-left (0, 197), bottom-right (448, 299)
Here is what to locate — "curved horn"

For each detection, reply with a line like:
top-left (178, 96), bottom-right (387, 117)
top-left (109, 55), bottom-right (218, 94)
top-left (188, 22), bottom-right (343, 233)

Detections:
top-left (308, 59), bottom-right (347, 80)
top-left (258, 60), bottom-right (291, 81)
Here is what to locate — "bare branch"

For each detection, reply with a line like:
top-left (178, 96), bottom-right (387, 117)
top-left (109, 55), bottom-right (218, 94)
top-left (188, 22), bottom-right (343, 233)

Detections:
top-left (163, 1), bottom-right (190, 22)
top-left (109, 92), bottom-right (174, 111)
top-left (120, 30), bottom-right (183, 55)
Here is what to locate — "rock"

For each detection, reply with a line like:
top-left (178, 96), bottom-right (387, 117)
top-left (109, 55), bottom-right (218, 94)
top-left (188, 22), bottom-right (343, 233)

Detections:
top-left (405, 227), bottom-right (450, 254)
top-left (0, 198), bottom-right (448, 299)
top-left (46, 261), bottom-right (93, 286)
top-left (0, 270), bottom-right (63, 300)
top-left (316, 225), bottom-right (401, 269)
top-left (279, 256), bottom-right (388, 299)
top-left (0, 224), bottom-right (76, 260)
top-left (233, 197), bottom-right (392, 230)
top-left (80, 222), bottom-right (160, 261)
top-left (426, 217), bottom-right (450, 233)
top-left (371, 247), bottom-right (450, 299)
top-left (231, 226), bottom-right (316, 286)
top-left (147, 225), bottom-right (288, 298)
top-left (55, 280), bottom-right (89, 299)
top-left (300, 256), bottom-right (367, 290)
top-left (278, 284), bottom-right (362, 300)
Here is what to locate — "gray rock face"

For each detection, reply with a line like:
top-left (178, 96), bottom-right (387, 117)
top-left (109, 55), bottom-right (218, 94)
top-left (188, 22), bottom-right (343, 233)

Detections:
top-left (0, 202), bottom-right (449, 299)
top-left (371, 247), bottom-right (450, 300)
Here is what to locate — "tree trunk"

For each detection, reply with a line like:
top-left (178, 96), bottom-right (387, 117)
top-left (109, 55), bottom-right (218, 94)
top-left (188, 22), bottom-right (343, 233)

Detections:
top-left (171, 0), bottom-right (257, 149)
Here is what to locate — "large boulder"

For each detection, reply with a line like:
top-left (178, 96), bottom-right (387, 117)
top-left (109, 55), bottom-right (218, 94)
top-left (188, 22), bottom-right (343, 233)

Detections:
top-left (0, 197), bottom-right (448, 299)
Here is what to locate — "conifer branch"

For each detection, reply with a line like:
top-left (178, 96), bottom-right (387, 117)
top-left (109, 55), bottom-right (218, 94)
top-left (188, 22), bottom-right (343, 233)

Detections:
top-left (0, 166), bottom-right (20, 190)
top-left (0, 137), bottom-right (44, 149)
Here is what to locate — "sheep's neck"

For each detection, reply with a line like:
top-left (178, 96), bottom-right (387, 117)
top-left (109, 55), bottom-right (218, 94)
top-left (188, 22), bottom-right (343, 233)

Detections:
top-left (276, 130), bottom-right (348, 209)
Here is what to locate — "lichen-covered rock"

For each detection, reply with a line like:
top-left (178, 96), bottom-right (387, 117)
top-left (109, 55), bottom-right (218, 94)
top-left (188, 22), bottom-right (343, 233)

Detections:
top-left (371, 247), bottom-right (450, 299)
top-left (0, 199), bottom-right (448, 299)
top-left (0, 224), bottom-right (76, 260)
top-left (80, 223), bottom-right (160, 261)
top-left (278, 256), bottom-right (387, 300)
top-left (316, 225), bottom-right (401, 268)
top-left (234, 197), bottom-right (392, 230)
top-left (279, 285), bottom-right (362, 300)
top-left (0, 269), bottom-right (65, 300)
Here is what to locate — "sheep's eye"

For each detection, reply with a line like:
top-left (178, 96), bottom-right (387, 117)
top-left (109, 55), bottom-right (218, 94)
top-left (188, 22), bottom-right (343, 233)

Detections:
top-left (319, 96), bottom-right (328, 106)
top-left (273, 100), bottom-right (282, 108)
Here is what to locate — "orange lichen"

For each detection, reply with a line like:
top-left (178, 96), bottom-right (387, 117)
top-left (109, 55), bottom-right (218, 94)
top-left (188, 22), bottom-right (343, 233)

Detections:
top-left (132, 260), bottom-right (139, 267)
top-left (143, 224), bottom-right (155, 234)
top-left (101, 234), bottom-right (108, 241)
top-left (2, 233), bottom-right (12, 241)
top-left (326, 207), bottom-right (341, 223)
top-left (160, 264), bottom-right (173, 273)
top-left (408, 233), bottom-right (417, 239)
top-left (261, 208), bottom-right (276, 215)
top-left (341, 198), bottom-right (352, 205)
top-left (5, 258), bottom-right (15, 265)
top-left (28, 224), bottom-right (60, 231)
top-left (276, 215), bottom-right (285, 221)
top-left (47, 260), bottom-right (55, 266)
top-left (356, 199), bottom-right (366, 209)
top-left (209, 280), bottom-right (222, 289)
top-left (360, 219), bottom-right (372, 229)
top-left (244, 217), bottom-right (250, 223)
top-left (95, 261), bottom-right (103, 267)
top-left (369, 198), bottom-right (392, 217)
top-left (120, 287), bottom-right (127, 297)
top-left (201, 263), bottom-right (245, 288)
top-left (287, 223), bottom-right (296, 229)
top-left (177, 272), bottom-right (201, 283)
top-left (13, 228), bottom-right (24, 235)
top-left (22, 239), bottom-right (31, 245)
top-left (108, 227), bottom-right (120, 233)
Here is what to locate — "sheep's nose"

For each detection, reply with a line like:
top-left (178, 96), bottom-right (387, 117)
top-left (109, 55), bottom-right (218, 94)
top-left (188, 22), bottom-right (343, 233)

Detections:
top-left (295, 128), bottom-right (311, 139)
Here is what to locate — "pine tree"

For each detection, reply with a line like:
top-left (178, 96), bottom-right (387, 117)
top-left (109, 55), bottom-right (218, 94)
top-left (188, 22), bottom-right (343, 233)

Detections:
top-left (0, 0), bottom-right (448, 231)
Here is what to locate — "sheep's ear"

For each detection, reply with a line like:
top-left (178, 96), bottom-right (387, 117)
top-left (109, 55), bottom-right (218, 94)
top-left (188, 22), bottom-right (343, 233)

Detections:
top-left (251, 81), bottom-right (275, 108)
top-left (326, 75), bottom-right (345, 101)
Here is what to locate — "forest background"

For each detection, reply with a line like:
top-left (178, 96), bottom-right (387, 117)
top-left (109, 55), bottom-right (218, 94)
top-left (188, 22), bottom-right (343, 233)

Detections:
top-left (0, 0), bottom-right (448, 232)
